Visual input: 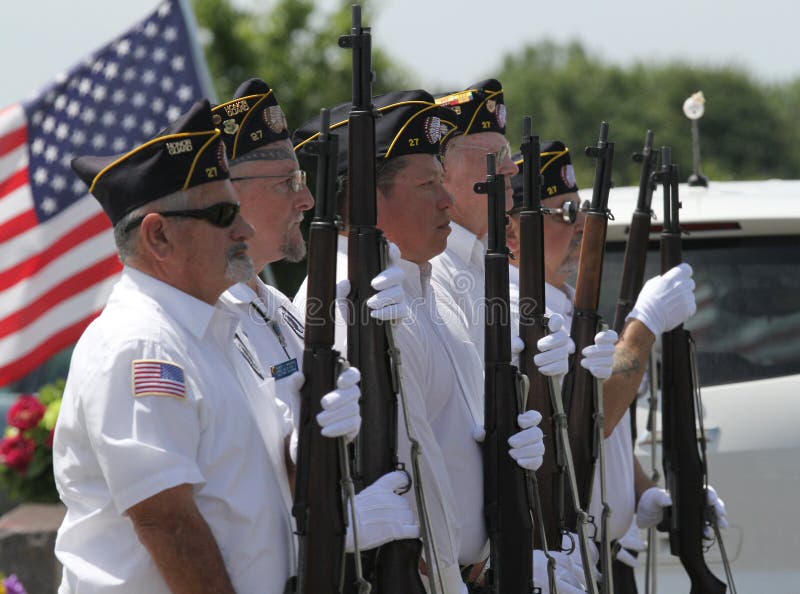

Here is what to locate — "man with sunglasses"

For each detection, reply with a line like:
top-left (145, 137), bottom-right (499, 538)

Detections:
top-left (506, 144), bottom-right (726, 594)
top-left (53, 100), bottom-right (364, 593)
top-left (211, 79), bottom-right (418, 559)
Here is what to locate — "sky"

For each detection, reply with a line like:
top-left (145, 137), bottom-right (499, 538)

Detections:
top-left (2, 0), bottom-right (798, 107)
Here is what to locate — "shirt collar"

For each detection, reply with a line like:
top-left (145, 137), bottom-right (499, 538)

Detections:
top-left (397, 257), bottom-right (432, 300)
top-left (120, 266), bottom-right (219, 340)
top-left (545, 281), bottom-right (575, 318)
top-left (447, 222), bottom-right (485, 267)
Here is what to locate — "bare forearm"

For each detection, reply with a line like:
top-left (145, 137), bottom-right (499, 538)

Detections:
top-left (602, 319), bottom-right (655, 436)
top-left (130, 487), bottom-right (236, 594)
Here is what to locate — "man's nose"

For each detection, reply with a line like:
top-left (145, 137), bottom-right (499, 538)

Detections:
top-left (232, 212), bottom-right (255, 240)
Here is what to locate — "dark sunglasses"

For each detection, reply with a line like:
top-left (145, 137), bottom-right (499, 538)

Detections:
top-left (508, 199), bottom-right (589, 224)
top-left (123, 201), bottom-right (240, 233)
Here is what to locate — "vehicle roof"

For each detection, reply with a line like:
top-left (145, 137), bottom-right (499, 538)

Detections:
top-left (579, 179), bottom-right (800, 242)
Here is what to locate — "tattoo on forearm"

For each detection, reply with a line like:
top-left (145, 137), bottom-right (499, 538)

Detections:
top-left (612, 347), bottom-right (642, 379)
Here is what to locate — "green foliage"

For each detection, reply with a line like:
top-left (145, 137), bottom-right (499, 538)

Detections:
top-left (499, 41), bottom-right (800, 188)
top-left (192, 0), bottom-right (411, 294)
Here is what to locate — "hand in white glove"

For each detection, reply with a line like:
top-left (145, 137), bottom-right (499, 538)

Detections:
top-left (704, 485), bottom-right (729, 538)
top-left (508, 410), bottom-right (545, 471)
top-left (315, 366), bottom-right (362, 443)
top-left (533, 550), bottom-right (586, 594)
top-left (367, 242), bottom-right (410, 322)
top-left (562, 532), bottom-right (601, 585)
top-left (636, 486), bottom-right (673, 529)
top-left (580, 329), bottom-right (618, 380)
top-left (346, 470), bottom-right (419, 552)
top-left (627, 263), bottom-right (697, 336)
top-left (615, 525), bottom-right (646, 569)
top-left (533, 313), bottom-right (575, 377)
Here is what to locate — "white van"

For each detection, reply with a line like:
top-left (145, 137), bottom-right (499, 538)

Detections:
top-left (591, 178), bottom-right (800, 592)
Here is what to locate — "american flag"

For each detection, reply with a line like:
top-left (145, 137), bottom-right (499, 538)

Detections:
top-left (132, 360), bottom-right (187, 399)
top-left (0, 0), bottom-right (210, 387)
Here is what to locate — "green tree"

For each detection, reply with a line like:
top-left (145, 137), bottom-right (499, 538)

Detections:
top-left (192, 0), bottom-right (410, 293)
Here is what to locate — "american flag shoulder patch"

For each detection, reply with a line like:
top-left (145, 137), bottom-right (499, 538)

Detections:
top-left (131, 359), bottom-right (187, 399)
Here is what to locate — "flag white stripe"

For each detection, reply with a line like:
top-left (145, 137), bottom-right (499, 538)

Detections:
top-left (0, 275), bottom-right (117, 362)
top-left (0, 181), bottom-right (34, 226)
top-left (0, 143), bottom-right (27, 182)
top-left (0, 105), bottom-right (25, 147)
top-left (0, 194), bottom-right (106, 274)
top-left (0, 231), bottom-right (117, 320)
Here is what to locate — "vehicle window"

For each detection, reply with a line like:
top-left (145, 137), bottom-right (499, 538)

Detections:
top-left (599, 235), bottom-right (800, 387)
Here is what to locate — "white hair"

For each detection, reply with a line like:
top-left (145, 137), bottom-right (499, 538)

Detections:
top-left (113, 190), bottom-right (189, 262)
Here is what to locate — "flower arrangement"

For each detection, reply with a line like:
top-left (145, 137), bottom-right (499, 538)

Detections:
top-left (0, 380), bottom-right (62, 503)
top-left (0, 573), bottom-right (27, 594)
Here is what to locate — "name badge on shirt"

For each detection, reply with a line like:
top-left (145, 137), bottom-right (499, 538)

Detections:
top-left (271, 358), bottom-right (299, 380)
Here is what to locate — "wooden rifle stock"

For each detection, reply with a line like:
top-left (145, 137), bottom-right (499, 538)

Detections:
top-left (477, 154), bottom-right (534, 594)
top-left (612, 130), bottom-right (658, 443)
top-left (563, 122), bottom-right (614, 523)
top-left (656, 148), bottom-right (727, 594)
top-left (338, 6), bottom-right (425, 592)
top-left (517, 117), bottom-right (562, 550)
top-left (293, 110), bottom-right (346, 594)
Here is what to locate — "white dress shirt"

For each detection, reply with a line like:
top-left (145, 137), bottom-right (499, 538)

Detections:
top-left (294, 236), bottom-right (488, 591)
top-left (430, 222), bottom-right (487, 356)
top-left (54, 267), bottom-right (296, 594)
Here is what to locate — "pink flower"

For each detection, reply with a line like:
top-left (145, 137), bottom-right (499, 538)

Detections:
top-left (7, 395), bottom-right (46, 431)
top-left (0, 434), bottom-right (37, 474)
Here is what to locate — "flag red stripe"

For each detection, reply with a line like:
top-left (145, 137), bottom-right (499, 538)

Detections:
top-left (0, 310), bottom-right (102, 387)
top-left (0, 168), bottom-right (29, 199)
top-left (0, 211), bottom-right (111, 291)
top-left (0, 255), bottom-right (120, 339)
top-left (0, 208), bottom-right (38, 243)
top-left (0, 126), bottom-right (26, 158)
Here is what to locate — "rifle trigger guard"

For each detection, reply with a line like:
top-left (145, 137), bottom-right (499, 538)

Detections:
top-left (394, 463), bottom-right (412, 495)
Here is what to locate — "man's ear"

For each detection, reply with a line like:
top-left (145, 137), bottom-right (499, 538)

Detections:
top-left (139, 213), bottom-right (174, 261)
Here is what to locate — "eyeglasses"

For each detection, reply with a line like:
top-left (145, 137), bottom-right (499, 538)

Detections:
top-left (230, 169), bottom-right (307, 193)
top-left (123, 201), bottom-right (241, 233)
top-left (456, 141), bottom-right (512, 165)
top-left (542, 199), bottom-right (590, 225)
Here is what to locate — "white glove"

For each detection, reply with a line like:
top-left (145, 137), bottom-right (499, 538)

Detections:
top-left (704, 485), bottom-right (729, 538)
top-left (315, 366), bottom-right (362, 443)
top-left (533, 313), bottom-right (574, 377)
top-left (636, 486), bottom-right (673, 529)
top-left (367, 242), bottom-right (410, 322)
top-left (346, 471), bottom-right (420, 552)
top-left (508, 410), bottom-right (545, 471)
top-left (562, 532), bottom-right (601, 585)
top-left (533, 550), bottom-right (586, 594)
top-left (627, 263), bottom-right (697, 336)
top-left (580, 329), bottom-right (618, 380)
top-left (615, 525), bottom-right (646, 569)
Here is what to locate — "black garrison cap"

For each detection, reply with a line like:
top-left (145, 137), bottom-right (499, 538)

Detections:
top-left (293, 89), bottom-right (454, 175)
top-left (510, 140), bottom-right (580, 210)
top-left (211, 78), bottom-right (290, 161)
top-left (434, 78), bottom-right (506, 147)
top-left (71, 99), bottom-right (229, 226)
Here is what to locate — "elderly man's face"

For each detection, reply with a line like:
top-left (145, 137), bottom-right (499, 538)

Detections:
top-left (442, 132), bottom-right (517, 238)
top-left (170, 179), bottom-right (255, 303)
top-left (506, 192), bottom-right (585, 290)
top-left (230, 139), bottom-right (314, 272)
top-left (376, 154), bottom-right (453, 264)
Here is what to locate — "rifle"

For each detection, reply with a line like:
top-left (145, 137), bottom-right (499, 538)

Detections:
top-left (476, 153), bottom-right (533, 594)
top-left (656, 147), bottom-right (733, 594)
top-left (292, 109), bottom-right (348, 594)
top-left (561, 121), bottom-right (614, 593)
top-left (338, 6), bottom-right (425, 593)
top-left (612, 130), bottom-right (658, 443)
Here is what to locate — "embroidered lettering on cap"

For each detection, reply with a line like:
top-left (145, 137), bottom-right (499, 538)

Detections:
top-left (166, 139), bottom-right (193, 155)
top-left (224, 99), bottom-right (250, 117)
top-left (435, 90), bottom-right (474, 107)
top-left (424, 116), bottom-right (441, 144)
